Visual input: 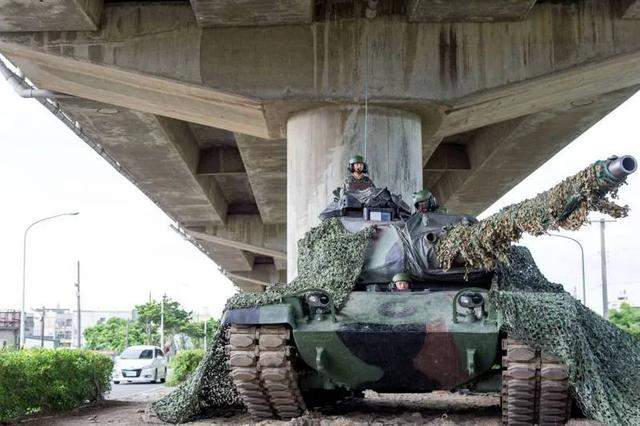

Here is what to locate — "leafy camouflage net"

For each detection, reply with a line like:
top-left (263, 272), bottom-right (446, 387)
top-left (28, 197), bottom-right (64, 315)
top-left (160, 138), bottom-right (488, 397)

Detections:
top-left (152, 332), bottom-right (242, 424)
top-left (493, 247), bottom-right (640, 425)
top-left (435, 159), bottom-right (629, 271)
top-left (152, 218), bottom-right (375, 423)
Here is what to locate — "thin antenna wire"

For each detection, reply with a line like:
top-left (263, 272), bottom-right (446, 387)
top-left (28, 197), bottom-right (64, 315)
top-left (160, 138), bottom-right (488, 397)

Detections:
top-left (363, 19), bottom-right (369, 161)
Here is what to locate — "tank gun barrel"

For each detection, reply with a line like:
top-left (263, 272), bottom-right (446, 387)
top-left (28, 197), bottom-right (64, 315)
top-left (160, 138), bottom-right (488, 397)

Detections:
top-left (606, 155), bottom-right (637, 181)
top-left (434, 155), bottom-right (636, 271)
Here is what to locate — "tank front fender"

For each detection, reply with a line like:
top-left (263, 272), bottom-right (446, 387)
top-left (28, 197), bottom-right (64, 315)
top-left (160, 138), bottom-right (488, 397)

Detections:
top-left (222, 303), bottom-right (297, 327)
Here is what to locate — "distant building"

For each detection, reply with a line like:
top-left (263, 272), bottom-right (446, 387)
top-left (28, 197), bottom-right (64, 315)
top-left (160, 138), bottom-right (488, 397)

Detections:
top-left (0, 311), bottom-right (20, 349)
top-left (609, 291), bottom-right (639, 311)
top-left (26, 308), bottom-right (133, 348)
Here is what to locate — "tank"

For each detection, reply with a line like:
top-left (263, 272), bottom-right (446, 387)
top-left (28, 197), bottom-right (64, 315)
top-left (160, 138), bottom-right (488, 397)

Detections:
top-left (222, 155), bottom-right (637, 423)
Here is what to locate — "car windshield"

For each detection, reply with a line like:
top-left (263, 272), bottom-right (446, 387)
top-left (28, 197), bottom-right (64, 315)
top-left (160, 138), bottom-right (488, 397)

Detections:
top-left (120, 348), bottom-right (154, 359)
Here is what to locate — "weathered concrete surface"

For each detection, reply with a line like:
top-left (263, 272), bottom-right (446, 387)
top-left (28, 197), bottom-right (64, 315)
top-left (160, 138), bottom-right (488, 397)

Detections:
top-left (620, 0), bottom-right (640, 19)
top-left (432, 86), bottom-right (640, 215)
top-left (3, 1), bottom-right (640, 138)
top-left (54, 98), bottom-right (285, 290)
top-left (0, 0), bottom-right (102, 32)
top-left (286, 105), bottom-right (422, 278)
top-left (58, 99), bottom-right (226, 225)
top-left (190, 0), bottom-right (313, 27)
top-left (407, 0), bottom-right (537, 22)
top-left (235, 134), bottom-right (287, 224)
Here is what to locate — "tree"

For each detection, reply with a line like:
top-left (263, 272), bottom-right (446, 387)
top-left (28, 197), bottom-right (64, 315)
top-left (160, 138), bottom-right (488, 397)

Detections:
top-left (135, 296), bottom-right (192, 346)
top-left (609, 303), bottom-right (640, 338)
top-left (84, 318), bottom-right (147, 353)
top-left (181, 318), bottom-right (220, 349)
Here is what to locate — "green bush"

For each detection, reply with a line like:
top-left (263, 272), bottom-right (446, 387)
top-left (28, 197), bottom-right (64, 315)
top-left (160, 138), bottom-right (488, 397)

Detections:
top-left (168, 349), bottom-right (204, 386)
top-left (0, 349), bottom-right (113, 422)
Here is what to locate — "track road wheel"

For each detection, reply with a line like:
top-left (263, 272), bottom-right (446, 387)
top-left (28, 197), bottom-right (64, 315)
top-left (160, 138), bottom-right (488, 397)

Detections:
top-left (226, 325), bottom-right (306, 420)
top-left (501, 338), bottom-right (571, 425)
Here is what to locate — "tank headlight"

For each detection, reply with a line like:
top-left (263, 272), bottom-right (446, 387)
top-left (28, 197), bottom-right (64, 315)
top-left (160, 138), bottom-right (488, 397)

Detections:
top-left (306, 292), bottom-right (330, 308)
top-left (458, 292), bottom-right (484, 309)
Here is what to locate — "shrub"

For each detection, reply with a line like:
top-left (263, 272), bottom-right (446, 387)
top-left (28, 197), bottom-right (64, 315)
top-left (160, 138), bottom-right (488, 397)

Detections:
top-left (0, 349), bottom-right (113, 422)
top-left (168, 349), bottom-right (204, 386)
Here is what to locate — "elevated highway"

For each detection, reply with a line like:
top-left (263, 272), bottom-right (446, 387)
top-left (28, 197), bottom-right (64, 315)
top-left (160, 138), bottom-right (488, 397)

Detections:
top-left (1, 0), bottom-right (639, 290)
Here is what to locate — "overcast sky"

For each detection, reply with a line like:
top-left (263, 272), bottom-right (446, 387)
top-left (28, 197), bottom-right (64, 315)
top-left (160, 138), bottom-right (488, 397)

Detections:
top-left (0, 78), bottom-right (638, 318)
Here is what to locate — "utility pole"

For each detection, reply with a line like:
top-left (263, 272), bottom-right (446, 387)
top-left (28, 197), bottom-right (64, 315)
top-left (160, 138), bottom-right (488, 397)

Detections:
top-left (600, 219), bottom-right (610, 319)
top-left (75, 261), bottom-right (81, 349)
top-left (124, 321), bottom-right (129, 348)
top-left (160, 294), bottom-right (165, 349)
top-left (203, 319), bottom-right (207, 352)
top-left (40, 306), bottom-right (46, 347)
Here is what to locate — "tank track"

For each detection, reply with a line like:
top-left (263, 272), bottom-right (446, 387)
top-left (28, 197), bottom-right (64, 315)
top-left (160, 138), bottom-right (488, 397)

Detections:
top-left (501, 338), bottom-right (571, 425)
top-left (226, 325), bottom-right (306, 419)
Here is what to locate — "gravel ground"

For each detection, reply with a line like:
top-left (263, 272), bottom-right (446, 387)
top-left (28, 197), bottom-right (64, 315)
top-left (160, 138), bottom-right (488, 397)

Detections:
top-left (23, 390), bottom-right (603, 425)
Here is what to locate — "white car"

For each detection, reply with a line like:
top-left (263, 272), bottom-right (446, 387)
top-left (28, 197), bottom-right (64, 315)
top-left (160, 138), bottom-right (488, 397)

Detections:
top-left (112, 345), bottom-right (168, 384)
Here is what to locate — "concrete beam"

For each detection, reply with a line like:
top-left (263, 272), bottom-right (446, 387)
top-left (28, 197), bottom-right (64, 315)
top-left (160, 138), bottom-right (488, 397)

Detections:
top-left (435, 49), bottom-right (640, 140)
top-left (155, 117), bottom-right (228, 224)
top-left (197, 147), bottom-right (245, 176)
top-left (434, 86), bottom-right (639, 215)
top-left (190, 0), bottom-right (314, 27)
top-left (186, 223), bottom-right (287, 260)
top-left (202, 242), bottom-right (255, 272)
top-left (235, 135), bottom-right (286, 224)
top-left (226, 264), bottom-right (287, 289)
top-left (54, 98), bottom-right (227, 225)
top-left (424, 144), bottom-right (470, 171)
top-left (619, 0), bottom-right (640, 19)
top-left (407, 0), bottom-right (536, 22)
top-left (0, 0), bottom-right (103, 32)
top-left (3, 1), bottom-right (640, 142)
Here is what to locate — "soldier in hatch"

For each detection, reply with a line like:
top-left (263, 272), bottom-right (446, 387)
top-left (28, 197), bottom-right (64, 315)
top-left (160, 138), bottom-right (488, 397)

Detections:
top-left (343, 155), bottom-right (375, 192)
top-left (413, 188), bottom-right (439, 213)
top-left (391, 272), bottom-right (412, 292)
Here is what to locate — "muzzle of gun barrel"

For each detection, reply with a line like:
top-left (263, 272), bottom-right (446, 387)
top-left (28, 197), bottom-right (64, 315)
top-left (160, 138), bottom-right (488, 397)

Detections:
top-left (607, 155), bottom-right (637, 181)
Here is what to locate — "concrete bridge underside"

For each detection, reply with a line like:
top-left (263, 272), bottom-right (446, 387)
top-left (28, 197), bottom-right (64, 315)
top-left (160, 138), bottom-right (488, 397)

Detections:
top-left (1, 0), bottom-right (640, 291)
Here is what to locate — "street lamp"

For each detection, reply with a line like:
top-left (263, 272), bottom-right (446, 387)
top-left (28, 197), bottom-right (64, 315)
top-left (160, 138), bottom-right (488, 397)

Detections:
top-left (547, 233), bottom-right (586, 305)
top-left (20, 212), bottom-right (79, 347)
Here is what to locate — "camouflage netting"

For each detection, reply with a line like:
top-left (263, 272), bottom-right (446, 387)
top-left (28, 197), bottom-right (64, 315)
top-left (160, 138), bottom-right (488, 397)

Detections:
top-left (494, 247), bottom-right (640, 425)
top-left (435, 159), bottom-right (629, 271)
top-left (153, 219), bottom-right (376, 423)
top-left (154, 157), bottom-right (639, 425)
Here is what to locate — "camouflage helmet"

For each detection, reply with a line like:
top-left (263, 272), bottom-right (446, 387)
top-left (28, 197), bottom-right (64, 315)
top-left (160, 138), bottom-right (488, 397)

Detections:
top-left (392, 272), bottom-right (411, 283)
top-left (413, 188), bottom-right (438, 211)
top-left (348, 154), bottom-right (368, 173)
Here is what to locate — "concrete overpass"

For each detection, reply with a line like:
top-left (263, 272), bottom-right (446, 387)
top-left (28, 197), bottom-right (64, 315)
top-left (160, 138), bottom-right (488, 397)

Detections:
top-left (1, 0), bottom-right (640, 290)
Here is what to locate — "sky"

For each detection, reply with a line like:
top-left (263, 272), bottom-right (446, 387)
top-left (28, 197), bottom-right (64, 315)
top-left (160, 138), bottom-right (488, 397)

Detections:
top-left (0, 75), bottom-right (639, 318)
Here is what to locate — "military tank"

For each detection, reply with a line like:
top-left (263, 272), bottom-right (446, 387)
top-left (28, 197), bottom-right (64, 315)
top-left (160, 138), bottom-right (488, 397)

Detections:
top-left (222, 155), bottom-right (637, 424)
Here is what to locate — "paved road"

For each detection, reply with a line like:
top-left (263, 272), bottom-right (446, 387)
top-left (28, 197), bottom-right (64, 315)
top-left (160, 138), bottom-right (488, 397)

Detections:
top-left (106, 382), bottom-right (170, 402)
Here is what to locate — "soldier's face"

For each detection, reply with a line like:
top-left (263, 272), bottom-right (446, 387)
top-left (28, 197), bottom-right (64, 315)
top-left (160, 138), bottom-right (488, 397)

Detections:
top-left (395, 281), bottom-right (410, 290)
top-left (353, 163), bottom-right (365, 173)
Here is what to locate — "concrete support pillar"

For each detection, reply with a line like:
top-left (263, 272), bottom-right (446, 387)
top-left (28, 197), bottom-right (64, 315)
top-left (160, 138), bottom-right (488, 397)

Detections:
top-left (286, 105), bottom-right (422, 279)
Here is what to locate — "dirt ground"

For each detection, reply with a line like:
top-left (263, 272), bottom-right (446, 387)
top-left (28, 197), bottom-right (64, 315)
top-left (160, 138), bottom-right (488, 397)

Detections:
top-left (24, 391), bottom-right (602, 425)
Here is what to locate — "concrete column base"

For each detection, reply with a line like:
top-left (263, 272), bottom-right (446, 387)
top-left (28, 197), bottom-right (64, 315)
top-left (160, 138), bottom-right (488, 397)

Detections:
top-left (286, 105), bottom-right (422, 279)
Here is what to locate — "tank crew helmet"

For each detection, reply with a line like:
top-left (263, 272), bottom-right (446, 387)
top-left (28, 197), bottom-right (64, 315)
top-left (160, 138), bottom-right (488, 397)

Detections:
top-left (413, 188), bottom-right (439, 212)
top-left (348, 154), bottom-right (368, 173)
top-left (391, 272), bottom-right (412, 291)
top-left (392, 272), bottom-right (412, 283)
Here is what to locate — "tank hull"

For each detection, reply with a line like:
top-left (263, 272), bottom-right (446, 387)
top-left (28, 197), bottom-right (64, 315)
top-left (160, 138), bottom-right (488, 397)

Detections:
top-left (223, 288), bottom-right (500, 393)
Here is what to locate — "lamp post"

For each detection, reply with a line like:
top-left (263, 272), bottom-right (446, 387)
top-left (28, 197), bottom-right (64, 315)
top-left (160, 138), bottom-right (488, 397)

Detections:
top-left (20, 212), bottom-right (79, 347)
top-left (547, 233), bottom-right (586, 305)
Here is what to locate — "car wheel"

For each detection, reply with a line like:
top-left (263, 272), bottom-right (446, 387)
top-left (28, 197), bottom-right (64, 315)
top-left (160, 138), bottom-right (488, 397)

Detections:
top-left (113, 381), bottom-right (120, 385)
